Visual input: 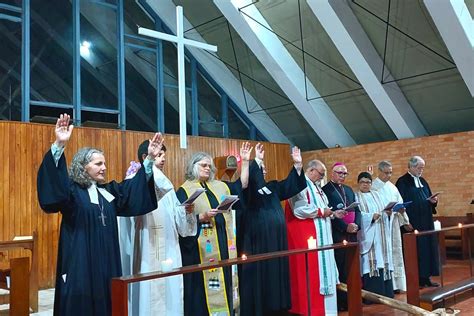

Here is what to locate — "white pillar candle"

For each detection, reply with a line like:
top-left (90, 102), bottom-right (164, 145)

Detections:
top-left (433, 220), bottom-right (441, 231)
top-left (307, 236), bottom-right (317, 249)
top-left (161, 258), bottom-right (173, 273)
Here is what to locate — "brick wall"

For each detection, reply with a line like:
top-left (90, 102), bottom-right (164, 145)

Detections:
top-left (301, 131), bottom-right (474, 216)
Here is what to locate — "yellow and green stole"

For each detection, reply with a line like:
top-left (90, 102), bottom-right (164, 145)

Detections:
top-left (181, 180), bottom-right (239, 315)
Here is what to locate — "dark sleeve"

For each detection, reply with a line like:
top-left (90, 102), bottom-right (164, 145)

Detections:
top-left (248, 160), bottom-right (266, 192)
top-left (422, 178), bottom-right (437, 214)
top-left (275, 166), bottom-right (307, 201)
top-left (113, 166), bottom-right (158, 217)
top-left (37, 150), bottom-right (74, 214)
top-left (325, 186), bottom-right (348, 233)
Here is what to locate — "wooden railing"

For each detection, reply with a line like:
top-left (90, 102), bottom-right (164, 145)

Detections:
top-left (403, 224), bottom-right (474, 307)
top-left (111, 242), bottom-right (362, 316)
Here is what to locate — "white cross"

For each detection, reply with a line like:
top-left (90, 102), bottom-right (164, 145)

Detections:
top-left (138, 6), bottom-right (218, 149)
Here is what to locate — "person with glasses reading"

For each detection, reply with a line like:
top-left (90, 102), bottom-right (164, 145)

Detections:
top-left (176, 144), bottom-right (252, 316)
top-left (322, 162), bottom-right (361, 311)
top-left (355, 172), bottom-right (394, 301)
top-left (372, 160), bottom-right (412, 293)
top-left (396, 156), bottom-right (440, 288)
top-left (285, 159), bottom-right (346, 315)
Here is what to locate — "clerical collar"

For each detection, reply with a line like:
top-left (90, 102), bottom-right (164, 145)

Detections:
top-left (408, 171), bottom-right (424, 188)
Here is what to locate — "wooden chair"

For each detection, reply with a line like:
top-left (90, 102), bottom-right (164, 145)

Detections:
top-left (0, 231), bottom-right (39, 313)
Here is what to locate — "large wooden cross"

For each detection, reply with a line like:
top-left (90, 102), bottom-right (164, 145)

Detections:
top-left (139, 6), bottom-right (218, 149)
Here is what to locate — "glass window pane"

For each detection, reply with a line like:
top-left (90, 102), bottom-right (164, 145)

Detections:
top-left (164, 87), bottom-right (191, 135)
top-left (125, 48), bottom-right (157, 132)
top-left (80, 1), bottom-right (118, 109)
top-left (163, 41), bottom-right (191, 87)
top-left (197, 71), bottom-right (221, 119)
top-left (30, 0), bottom-right (73, 104)
top-left (0, 17), bottom-right (22, 121)
top-left (228, 107), bottom-right (249, 140)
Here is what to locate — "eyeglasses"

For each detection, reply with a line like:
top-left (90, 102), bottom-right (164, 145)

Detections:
top-left (334, 171), bottom-right (349, 177)
top-left (359, 180), bottom-right (372, 185)
top-left (382, 171), bottom-right (393, 175)
top-left (197, 162), bottom-right (212, 168)
top-left (315, 169), bottom-right (326, 177)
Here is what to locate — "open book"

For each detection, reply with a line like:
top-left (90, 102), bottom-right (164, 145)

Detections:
top-left (180, 188), bottom-right (206, 206)
top-left (216, 195), bottom-right (239, 213)
top-left (426, 192), bottom-right (442, 201)
top-left (383, 201), bottom-right (412, 212)
top-left (343, 201), bottom-right (360, 211)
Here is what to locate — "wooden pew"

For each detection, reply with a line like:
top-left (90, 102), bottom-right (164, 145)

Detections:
top-left (0, 231), bottom-right (39, 312)
top-left (0, 257), bottom-right (30, 315)
top-left (436, 214), bottom-right (474, 263)
top-left (404, 224), bottom-right (474, 310)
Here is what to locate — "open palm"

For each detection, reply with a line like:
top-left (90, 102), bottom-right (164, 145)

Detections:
top-left (55, 114), bottom-right (74, 146)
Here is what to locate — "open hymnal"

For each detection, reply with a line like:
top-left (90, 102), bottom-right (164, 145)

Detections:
top-left (426, 192), bottom-right (442, 201)
top-left (343, 201), bottom-right (360, 211)
top-left (216, 195), bottom-right (239, 213)
top-left (383, 201), bottom-right (412, 212)
top-left (180, 188), bottom-right (206, 206)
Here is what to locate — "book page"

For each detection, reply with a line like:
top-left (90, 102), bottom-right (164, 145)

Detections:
top-left (180, 188), bottom-right (206, 206)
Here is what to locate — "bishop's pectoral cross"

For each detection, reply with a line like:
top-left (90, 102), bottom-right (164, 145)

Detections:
top-left (138, 6), bottom-right (217, 149)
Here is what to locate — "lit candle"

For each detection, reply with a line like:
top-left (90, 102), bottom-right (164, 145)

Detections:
top-left (414, 229), bottom-right (419, 234)
top-left (307, 236), bottom-right (317, 249)
top-left (458, 223), bottom-right (463, 228)
top-left (433, 220), bottom-right (441, 231)
top-left (342, 240), bottom-right (348, 246)
top-left (241, 254), bottom-right (247, 260)
top-left (161, 258), bottom-right (173, 273)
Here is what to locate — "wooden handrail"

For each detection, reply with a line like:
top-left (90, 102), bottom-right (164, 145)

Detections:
top-left (112, 242), bottom-right (362, 316)
top-left (403, 224), bottom-right (474, 307)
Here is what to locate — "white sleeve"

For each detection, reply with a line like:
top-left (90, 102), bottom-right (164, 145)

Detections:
top-left (289, 190), bottom-right (318, 219)
top-left (153, 165), bottom-right (174, 202)
top-left (171, 193), bottom-right (197, 237)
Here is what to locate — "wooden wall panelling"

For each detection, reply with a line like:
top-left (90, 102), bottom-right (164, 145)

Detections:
top-left (0, 121), bottom-right (292, 288)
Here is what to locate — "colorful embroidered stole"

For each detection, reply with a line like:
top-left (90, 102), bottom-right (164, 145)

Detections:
top-left (181, 180), bottom-right (239, 315)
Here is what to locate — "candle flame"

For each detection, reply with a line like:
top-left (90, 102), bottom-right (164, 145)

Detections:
top-left (414, 229), bottom-right (419, 234)
top-left (241, 254), bottom-right (247, 260)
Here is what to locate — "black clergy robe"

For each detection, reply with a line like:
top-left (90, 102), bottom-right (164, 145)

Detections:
top-left (396, 173), bottom-right (439, 279)
top-left (238, 160), bottom-right (306, 316)
top-left (322, 182), bottom-right (361, 310)
top-left (37, 150), bottom-right (157, 316)
top-left (177, 180), bottom-right (242, 316)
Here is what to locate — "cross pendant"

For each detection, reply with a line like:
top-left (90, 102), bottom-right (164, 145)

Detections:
top-left (98, 212), bottom-right (107, 227)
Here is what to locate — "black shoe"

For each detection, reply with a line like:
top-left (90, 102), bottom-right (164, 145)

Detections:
top-left (426, 279), bottom-right (440, 287)
top-left (394, 289), bottom-right (401, 294)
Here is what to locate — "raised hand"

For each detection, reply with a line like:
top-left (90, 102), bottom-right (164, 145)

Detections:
top-left (55, 113), bottom-right (74, 147)
top-left (240, 142), bottom-right (253, 162)
top-left (255, 143), bottom-right (264, 160)
top-left (291, 146), bottom-right (302, 164)
top-left (147, 132), bottom-right (164, 160)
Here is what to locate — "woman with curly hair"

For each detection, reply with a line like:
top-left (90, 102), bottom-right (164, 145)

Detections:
top-left (37, 113), bottom-right (162, 316)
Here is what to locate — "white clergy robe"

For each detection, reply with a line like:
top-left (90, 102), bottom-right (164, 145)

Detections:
top-left (287, 176), bottom-right (338, 315)
top-left (119, 165), bottom-right (197, 316)
top-left (355, 191), bottom-right (393, 279)
top-left (372, 178), bottom-right (409, 291)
